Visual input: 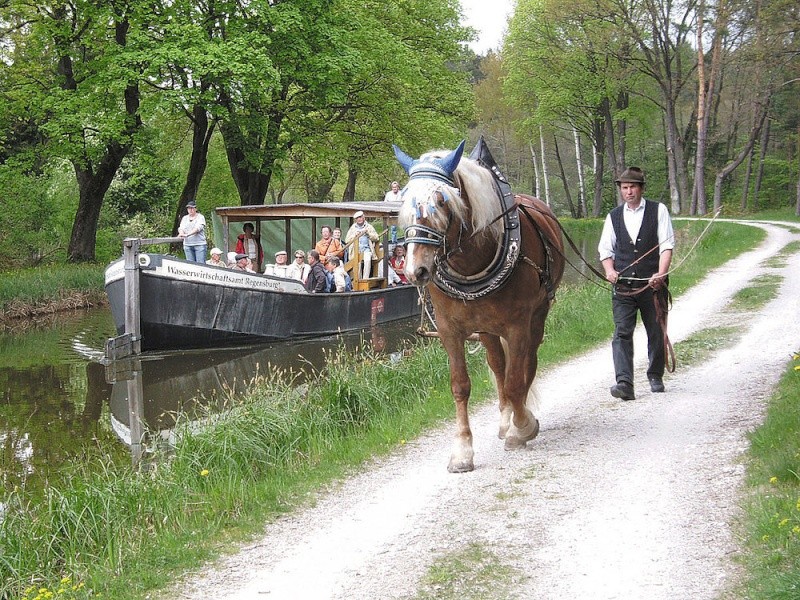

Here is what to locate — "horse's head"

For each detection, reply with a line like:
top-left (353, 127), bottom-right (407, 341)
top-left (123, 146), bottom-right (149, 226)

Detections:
top-left (392, 140), bottom-right (502, 286)
top-left (392, 141), bottom-right (466, 285)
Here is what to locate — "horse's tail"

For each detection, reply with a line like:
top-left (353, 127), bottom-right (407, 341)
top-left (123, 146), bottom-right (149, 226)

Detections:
top-left (526, 381), bottom-right (542, 413)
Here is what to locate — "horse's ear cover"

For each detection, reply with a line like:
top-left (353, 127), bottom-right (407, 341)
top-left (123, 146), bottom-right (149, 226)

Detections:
top-left (393, 144), bottom-right (415, 173)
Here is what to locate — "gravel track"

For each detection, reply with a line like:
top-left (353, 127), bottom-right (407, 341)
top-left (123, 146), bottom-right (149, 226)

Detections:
top-left (174, 220), bottom-right (800, 600)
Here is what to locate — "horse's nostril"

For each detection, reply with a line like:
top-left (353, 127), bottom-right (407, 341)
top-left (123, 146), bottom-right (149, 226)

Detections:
top-left (415, 266), bottom-right (429, 283)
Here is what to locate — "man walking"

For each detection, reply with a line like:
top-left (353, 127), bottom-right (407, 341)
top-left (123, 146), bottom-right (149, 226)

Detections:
top-left (598, 167), bottom-right (675, 401)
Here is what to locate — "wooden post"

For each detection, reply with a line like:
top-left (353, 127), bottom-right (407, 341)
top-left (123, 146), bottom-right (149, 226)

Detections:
top-left (123, 238), bottom-right (142, 356)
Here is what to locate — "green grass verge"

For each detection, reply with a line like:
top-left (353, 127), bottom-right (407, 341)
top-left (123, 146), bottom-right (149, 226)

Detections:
top-left (0, 264), bottom-right (105, 316)
top-left (0, 218), bottom-right (787, 599)
top-left (735, 355), bottom-right (800, 599)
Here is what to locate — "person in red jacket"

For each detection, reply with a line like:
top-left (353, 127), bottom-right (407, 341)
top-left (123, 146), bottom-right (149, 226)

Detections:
top-left (235, 222), bottom-right (264, 271)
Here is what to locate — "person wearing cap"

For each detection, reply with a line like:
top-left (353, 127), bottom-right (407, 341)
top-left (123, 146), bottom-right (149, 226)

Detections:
top-left (178, 201), bottom-right (207, 263)
top-left (384, 180), bottom-right (402, 202)
top-left (314, 225), bottom-right (344, 263)
top-left (598, 166), bottom-right (675, 401)
top-left (345, 210), bottom-right (379, 279)
top-left (206, 247), bottom-right (226, 267)
top-left (235, 222), bottom-right (264, 271)
top-left (230, 253), bottom-right (250, 271)
top-left (287, 249), bottom-right (311, 284)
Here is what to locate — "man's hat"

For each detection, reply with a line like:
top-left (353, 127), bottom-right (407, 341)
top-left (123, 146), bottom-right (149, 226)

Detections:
top-left (615, 167), bottom-right (645, 185)
top-left (186, 200), bottom-right (197, 208)
top-left (353, 210), bottom-right (365, 218)
top-left (210, 247), bottom-right (223, 255)
top-left (275, 250), bottom-right (287, 257)
top-left (235, 253), bottom-right (248, 260)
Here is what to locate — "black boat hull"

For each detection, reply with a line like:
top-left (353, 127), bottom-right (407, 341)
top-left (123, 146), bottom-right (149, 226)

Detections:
top-left (105, 254), bottom-right (421, 351)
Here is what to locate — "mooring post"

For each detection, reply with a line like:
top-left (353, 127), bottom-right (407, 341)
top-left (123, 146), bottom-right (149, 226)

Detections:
top-left (123, 237), bottom-right (142, 356)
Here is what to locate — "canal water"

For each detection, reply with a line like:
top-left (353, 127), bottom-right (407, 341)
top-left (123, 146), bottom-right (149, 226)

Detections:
top-left (0, 227), bottom-right (600, 498)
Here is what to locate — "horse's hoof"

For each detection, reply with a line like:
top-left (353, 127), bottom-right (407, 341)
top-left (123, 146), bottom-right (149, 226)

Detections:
top-left (504, 418), bottom-right (539, 450)
top-left (448, 458), bottom-right (475, 473)
top-left (498, 424), bottom-right (509, 440)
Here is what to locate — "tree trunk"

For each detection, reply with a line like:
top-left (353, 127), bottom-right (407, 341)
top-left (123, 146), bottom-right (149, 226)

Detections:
top-left (713, 98), bottom-right (769, 211)
top-left (65, 18), bottom-right (141, 262)
top-left (592, 113), bottom-right (606, 217)
top-left (553, 135), bottom-right (577, 218)
top-left (752, 107), bottom-right (771, 209)
top-left (740, 145), bottom-right (755, 211)
top-left (172, 103), bottom-right (217, 236)
top-left (342, 164), bottom-right (357, 202)
top-left (528, 141), bottom-right (540, 197)
top-left (573, 125), bottom-right (586, 218)
top-left (539, 126), bottom-right (551, 206)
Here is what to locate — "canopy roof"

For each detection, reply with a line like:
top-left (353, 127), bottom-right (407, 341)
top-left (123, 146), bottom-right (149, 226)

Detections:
top-left (215, 201), bottom-right (402, 223)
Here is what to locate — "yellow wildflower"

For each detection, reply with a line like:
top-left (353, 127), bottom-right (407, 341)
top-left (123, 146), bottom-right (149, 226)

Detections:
top-left (200, 469), bottom-right (209, 477)
top-left (769, 476), bottom-right (778, 484)
top-left (779, 518), bottom-right (790, 527)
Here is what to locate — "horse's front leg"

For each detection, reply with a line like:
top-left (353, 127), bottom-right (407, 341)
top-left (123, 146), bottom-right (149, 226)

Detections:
top-left (441, 335), bottom-right (474, 473)
top-left (480, 333), bottom-right (510, 440)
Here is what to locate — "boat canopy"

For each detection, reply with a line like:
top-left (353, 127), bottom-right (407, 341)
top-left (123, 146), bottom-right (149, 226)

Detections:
top-left (215, 201), bottom-right (402, 223)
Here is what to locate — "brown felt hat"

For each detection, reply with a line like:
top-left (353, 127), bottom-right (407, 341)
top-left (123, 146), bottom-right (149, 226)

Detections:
top-left (615, 167), bottom-right (645, 185)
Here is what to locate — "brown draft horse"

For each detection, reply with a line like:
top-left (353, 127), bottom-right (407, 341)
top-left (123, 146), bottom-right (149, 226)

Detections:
top-left (393, 140), bottom-right (565, 472)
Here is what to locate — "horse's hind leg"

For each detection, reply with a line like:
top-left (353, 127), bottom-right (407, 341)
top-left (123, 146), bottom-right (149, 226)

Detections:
top-left (441, 334), bottom-right (474, 473)
top-left (480, 333), bottom-right (511, 440)
top-left (503, 329), bottom-right (544, 450)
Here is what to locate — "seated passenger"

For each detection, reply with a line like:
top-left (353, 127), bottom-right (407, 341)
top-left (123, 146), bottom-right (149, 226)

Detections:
top-left (314, 225), bottom-right (344, 264)
top-left (378, 259), bottom-right (402, 287)
top-left (230, 253), bottom-right (249, 271)
top-left (325, 256), bottom-right (352, 292)
top-left (345, 210), bottom-right (379, 278)
top-left (207, 247), bottom-right (226, 267)
top-left (389, 244), bottom-right (408, 284)
top-left (287, 249), bottom-right (311, 284)
top-left (305, 250), bottom-right (328, 293)
top-left (265, 249), bottom-right (290, 277)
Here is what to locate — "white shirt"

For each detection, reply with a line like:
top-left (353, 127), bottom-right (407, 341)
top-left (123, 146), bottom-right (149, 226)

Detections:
top-left (597, 199), bottom-right (674, 261)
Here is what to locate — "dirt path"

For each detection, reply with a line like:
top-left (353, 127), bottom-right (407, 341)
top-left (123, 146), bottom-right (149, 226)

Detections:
top-left (174, 220), bottom-right (800, 600)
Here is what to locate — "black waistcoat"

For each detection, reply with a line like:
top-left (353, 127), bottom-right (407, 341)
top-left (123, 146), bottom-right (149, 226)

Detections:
top-left (610, 200), bottom-right (660, 282)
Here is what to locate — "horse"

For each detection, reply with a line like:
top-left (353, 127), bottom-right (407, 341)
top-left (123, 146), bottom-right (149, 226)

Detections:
top-left (393, 139), bottom-right (565, 472)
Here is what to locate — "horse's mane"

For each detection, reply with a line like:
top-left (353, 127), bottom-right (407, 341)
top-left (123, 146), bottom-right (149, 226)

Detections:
top-left (398, 150), bottom-right (503, 241)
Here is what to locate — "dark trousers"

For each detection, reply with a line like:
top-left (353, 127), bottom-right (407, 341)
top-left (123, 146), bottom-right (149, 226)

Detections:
top-left (611, 285), bottom-right (666, 386)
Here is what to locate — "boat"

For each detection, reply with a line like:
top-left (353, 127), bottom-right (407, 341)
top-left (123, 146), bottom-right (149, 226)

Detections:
top-left (104, 201), bottom-right (420, 355)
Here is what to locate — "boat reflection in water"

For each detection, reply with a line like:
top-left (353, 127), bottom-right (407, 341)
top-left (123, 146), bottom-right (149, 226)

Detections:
top-left (102, 319), bottom-right (419, 463)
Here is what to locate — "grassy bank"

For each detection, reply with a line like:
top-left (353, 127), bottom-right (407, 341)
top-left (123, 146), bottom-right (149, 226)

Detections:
top-left (0, 264), bottom-right (106, 322)
top-left (736, 355), bottom-right (800, 599)
top-left (0, 218), bottom-right (784, 599)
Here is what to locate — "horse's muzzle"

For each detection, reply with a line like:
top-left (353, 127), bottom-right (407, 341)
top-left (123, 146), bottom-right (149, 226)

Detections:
top-left (410, 266), bottom-right (431, 286)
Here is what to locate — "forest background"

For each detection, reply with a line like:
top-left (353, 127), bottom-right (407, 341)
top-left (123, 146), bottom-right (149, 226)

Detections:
top-left (0, 0), bottom-right (798, 267)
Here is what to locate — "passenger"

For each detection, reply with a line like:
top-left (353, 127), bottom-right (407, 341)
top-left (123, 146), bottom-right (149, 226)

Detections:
top-left (305, 250), bottom-right (328, 293)
top-left (178, 201), bottom-right (207, 263)
top-left (226, 251), bottom-right (238, 267)
top-left (287, 249), bottom-right (311, 284)
top-left (230, 253), bottom-right (249, 271)
top-left (345, 210), bottom-right (379, 279)
top-left (325, 256), bottom-right (352, 292)
top-left (378, 259), bottom-right (402, 287)
top-left (235, 222), bottom-right (264, 271)
top-left (206, 247), bottom-right (226, 267)
top-left (384, 180), bottom-right (402, 202)
top-left (389, 244), bottom-right (408, 284)
top-left (314, 225), bottom-right (345, 263)
top-left (268, 249), bottom-right (290, 277)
